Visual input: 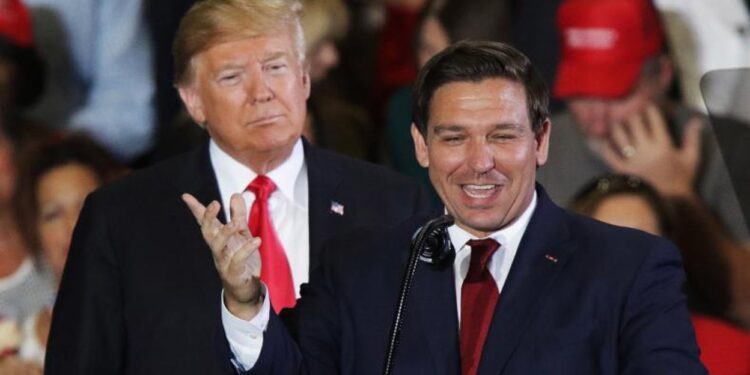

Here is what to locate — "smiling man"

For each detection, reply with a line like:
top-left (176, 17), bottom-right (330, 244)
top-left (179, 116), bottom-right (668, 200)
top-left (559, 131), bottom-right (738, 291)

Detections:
top-left (190, 41), bottom-right (706, 374)
top-left (44, 1), bottom-right (434, 373)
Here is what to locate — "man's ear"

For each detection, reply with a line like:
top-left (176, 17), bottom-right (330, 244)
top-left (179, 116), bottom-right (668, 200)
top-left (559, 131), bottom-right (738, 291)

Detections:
top-left (411, 123), bottom-right (429, 168)
top-left (535, 118), bottom-right (551, 167)
top-left (302, 71), bottom-right (311, 100)
top-left (178, 85), bottom-right (206, 125)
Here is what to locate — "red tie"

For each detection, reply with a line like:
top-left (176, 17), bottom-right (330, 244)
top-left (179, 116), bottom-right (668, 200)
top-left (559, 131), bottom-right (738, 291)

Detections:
top-left (460, 238), bottom-right (500, 375)
top-left (247, 175), bottom-right (295, 313)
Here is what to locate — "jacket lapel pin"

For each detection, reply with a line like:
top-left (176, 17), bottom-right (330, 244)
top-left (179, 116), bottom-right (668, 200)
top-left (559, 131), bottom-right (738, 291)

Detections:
top-left (330, 201), bottom-right (344, 216)
top-left (544, 254), bottom-right (558, 263)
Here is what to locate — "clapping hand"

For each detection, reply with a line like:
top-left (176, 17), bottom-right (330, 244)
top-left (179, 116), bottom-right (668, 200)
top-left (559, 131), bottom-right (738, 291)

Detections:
top-left (595, 104), bottom-right (702, 198)
top-left (182, 193), bottom-right (264, 320)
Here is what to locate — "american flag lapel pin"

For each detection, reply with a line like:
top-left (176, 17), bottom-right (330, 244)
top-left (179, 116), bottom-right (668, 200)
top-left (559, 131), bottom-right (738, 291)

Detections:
top-left (544, 254), bottom-right (558, 263)
top-left (330, 201), bottom-right (344, 216)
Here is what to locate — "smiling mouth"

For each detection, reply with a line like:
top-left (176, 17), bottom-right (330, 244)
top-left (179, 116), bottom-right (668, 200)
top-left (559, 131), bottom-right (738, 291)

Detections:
top-left (462, 184), bottom-right (499, 199)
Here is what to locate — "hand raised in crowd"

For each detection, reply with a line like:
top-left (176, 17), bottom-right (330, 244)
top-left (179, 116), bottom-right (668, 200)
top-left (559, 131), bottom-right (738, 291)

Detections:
top-left (596, 104), bottom-right (702, 198)
top-left (182, 193), bottom-right (264, 320)
top-left (0, 356), bottom-right (42, 375)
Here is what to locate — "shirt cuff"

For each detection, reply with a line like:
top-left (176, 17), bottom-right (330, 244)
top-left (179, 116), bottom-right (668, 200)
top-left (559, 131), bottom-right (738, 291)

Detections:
top-left (221, 284), bottom-right (270, 370)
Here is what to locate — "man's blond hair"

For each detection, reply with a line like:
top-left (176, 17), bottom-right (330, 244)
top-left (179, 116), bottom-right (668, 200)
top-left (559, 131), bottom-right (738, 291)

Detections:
top-left (172, 0), bottom-right (305, 87)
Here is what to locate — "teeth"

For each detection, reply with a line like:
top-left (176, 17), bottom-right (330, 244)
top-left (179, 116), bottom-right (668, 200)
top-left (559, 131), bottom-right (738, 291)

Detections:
top-left (463, 184), bottom-right (496, 198)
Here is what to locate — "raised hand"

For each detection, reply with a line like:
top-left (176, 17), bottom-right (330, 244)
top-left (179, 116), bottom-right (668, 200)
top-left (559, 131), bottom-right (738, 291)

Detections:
top-left (182, 193), bottom-right (263, 320)
top-left (595, 104), bottom-right (702, 198)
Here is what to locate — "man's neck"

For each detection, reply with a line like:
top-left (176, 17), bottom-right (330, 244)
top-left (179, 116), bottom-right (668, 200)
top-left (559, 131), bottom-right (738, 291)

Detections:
top-left (237, 149), bottom-right (294, 175)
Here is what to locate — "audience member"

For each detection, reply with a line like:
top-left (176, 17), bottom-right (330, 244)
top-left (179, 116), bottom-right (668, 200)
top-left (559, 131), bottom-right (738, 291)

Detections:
top-left (6, 133), bottom-right (123, 370)
top-left (373, 0), bottom-right (426, 113)
top-left (510, 0), bottom-right (566, 113)
top-left (301, 0), bottom-right (375, 160)
top-left (0, 124), bottom-right (53, 375)
top-left (0, 4), bottom-right (55, 372)
top-left (22, 0), bottom-right (155, 162)
top-left (571, 173), bottom-right (750, 375)
top-left (0, 0), bottom-right (44, 119)
top-left (537, 0), bottom-right (749, 240)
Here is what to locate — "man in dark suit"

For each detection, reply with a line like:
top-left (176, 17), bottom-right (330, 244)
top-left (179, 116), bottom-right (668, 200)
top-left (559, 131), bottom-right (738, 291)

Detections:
top-left (191, 41), bottom-right (707, 373)
top-left (43, 0), bottom-right (433, 373)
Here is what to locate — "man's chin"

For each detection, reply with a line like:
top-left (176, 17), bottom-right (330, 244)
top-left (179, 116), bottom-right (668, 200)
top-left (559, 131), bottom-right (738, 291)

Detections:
top-left (453, 211), bottom-right (507, 236)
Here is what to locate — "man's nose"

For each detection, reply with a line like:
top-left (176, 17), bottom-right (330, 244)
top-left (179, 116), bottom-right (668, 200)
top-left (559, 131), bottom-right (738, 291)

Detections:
top-left (467, 140), bottom-right (494, 173)
top-left (246, 73), bottom-right (274, 104)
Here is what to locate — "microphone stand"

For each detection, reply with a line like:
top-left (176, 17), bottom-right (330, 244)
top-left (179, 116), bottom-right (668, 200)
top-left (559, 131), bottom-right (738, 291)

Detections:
top-left (382, 215), bottom-right (454, 375)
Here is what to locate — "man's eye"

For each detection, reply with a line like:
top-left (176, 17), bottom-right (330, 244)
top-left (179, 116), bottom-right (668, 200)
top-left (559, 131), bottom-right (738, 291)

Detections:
top-left (219, 74), bottom-right (240, 85)
top-left (267, 63), bottom-right (287, 72)
top-left (441, 135), bottom-right (464, 143)
top-left (491, 133), bottom-right (517, 141)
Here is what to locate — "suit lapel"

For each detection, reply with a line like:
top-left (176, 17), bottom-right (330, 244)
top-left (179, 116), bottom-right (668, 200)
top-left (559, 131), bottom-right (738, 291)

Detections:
top-left (411, 259), bottom-right (461, 374)
top-left (170, 142), bottom-right (226, 284)
top-left (172, 141), bottom-right (225, 224)
top-left (304, 141), bottom-right (346, 271)
top-left (478, 188), bottom-right (577, 375)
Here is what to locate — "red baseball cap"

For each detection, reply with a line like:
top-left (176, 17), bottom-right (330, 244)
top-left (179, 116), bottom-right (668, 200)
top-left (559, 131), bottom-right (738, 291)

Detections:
top-left (553, 0), bottom-right (663, 99)
top-left (0, 0), bottom-right (34, 48)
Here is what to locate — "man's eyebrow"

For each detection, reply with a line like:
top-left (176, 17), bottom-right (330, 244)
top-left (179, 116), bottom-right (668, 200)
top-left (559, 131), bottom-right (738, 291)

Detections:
top-left (432, 124), bottom-right (465, 134)
top-left (261, 51), bottom-right (288, 63)
top-left (492, 122), bottom-right (525, 131)
top-left (213, 61), bottom-right (246, 74)
top-left (432, 122), bottom-right (524, 134)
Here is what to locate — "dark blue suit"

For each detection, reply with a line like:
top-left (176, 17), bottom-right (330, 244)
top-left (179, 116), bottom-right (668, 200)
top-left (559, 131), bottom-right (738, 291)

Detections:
top-left (250, 187), bottom-right (706, 374)
top-left (45, 141), bottom-right (435, 374)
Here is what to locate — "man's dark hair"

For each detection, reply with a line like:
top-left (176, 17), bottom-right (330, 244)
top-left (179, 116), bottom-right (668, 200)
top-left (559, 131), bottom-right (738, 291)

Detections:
top-left (412, 40), bottom-right (549, 135)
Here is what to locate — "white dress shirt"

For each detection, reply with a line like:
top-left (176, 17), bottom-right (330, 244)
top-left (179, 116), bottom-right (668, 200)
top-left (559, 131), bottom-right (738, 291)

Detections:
top-left (211, 139), bottom-right (309, 368)
top-left (449, 192), bottom-right (537, 323)
top-left (210, 139), bottom-right (310, 296)
top-left (227, 187), bottom-right (539, 370)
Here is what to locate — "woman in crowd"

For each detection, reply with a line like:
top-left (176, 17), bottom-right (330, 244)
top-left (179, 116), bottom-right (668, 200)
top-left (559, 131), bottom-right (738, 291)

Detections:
top-left (571, 173), bottom-right (750, 375)
top-left (2, 133), bottom-right (123, 372)
top-left (300, 0), bottom-right (377, 161)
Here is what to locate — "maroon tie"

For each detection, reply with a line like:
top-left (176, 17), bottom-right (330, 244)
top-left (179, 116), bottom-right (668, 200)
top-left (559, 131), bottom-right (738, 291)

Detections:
top-left (247, 175), bottom-right (295, 313)
top-left (460, 238), bottom-right (500, 375)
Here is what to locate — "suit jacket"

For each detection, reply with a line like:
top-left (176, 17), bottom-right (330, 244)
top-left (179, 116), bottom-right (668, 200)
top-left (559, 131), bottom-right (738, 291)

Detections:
top-left (45, 141), bottom-right (436, 374)
top-left (250, 187), bottom-right (706, 374)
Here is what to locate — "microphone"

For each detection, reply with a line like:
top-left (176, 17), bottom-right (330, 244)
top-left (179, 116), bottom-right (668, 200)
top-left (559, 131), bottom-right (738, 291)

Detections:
top-left (414, 214), bottom-right (456, 267)
top-left (383, 215), bottom-right (455, 375)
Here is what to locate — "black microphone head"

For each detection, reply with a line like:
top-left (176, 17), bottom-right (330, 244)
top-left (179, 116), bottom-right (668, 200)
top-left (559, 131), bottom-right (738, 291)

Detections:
top-left (413, 214), bottom-right (455, 267)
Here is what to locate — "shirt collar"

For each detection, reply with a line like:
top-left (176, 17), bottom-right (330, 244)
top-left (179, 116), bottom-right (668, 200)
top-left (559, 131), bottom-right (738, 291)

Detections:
top-left (448, 191), bottom-right (538, 254)
top-left (209, 139), bottom-right (306, 206)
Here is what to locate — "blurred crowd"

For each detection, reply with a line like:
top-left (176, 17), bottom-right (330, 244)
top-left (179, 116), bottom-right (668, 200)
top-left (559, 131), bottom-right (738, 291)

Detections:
top-left (0, 0), bottom-right (749, 373)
